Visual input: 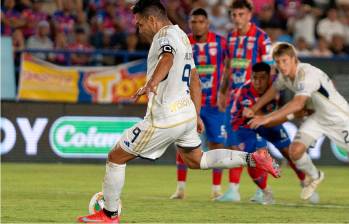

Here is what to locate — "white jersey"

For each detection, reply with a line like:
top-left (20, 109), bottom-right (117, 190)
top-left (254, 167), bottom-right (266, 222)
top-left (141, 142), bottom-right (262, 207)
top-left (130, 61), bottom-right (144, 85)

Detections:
top-left (144, 25), bottom-right (197, 128)
top-left (273, 62), bottom-right (349, 125)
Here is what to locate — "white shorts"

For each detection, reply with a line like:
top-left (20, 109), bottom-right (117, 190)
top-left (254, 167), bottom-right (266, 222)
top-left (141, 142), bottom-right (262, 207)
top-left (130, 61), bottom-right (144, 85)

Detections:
top-left (295, 116), bottom-right (349, 151)
top-left (118, 118), bottom-right (201, 160)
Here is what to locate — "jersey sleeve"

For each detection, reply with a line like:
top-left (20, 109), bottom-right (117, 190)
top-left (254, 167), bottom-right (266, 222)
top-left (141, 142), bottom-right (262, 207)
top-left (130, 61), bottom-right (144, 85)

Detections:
top-left (155, 29), bottom-right (177, 58)
top-left (295, 71), bottom-right (321, 97)
top-left (273, 73), bottom-right (286, 91)
top-left (258, 33), bottom-right (273, 65)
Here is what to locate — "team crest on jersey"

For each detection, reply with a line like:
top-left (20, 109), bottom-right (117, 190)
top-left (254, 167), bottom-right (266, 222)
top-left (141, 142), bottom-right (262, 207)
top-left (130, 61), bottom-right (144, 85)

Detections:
top-left (241, 99), bottom-right (252, 106)
top-left (247, 42), bottom-right (255, 49)
top-left (209, 47), bottom-right (217, 56)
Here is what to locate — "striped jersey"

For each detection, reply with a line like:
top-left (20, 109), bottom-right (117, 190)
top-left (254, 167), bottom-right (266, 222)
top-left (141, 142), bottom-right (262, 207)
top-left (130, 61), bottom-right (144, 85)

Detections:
top-left (227, 23), bottom-right (272, 94)
top-left (188, 32), bottom-right (228, 107)
top-left (231, 81), bottom-right (278, 130)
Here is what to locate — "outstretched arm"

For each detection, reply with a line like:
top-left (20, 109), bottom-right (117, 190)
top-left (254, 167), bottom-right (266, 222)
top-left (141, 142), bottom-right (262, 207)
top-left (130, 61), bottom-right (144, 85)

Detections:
top-left (249, 95), bottom-right (309, 128)
top-left (243, 85), bottom-right (278, 118)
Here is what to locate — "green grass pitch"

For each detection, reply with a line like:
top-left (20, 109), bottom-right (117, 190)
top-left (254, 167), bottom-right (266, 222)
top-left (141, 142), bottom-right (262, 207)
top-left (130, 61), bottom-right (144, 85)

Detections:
top-left (2, 163), bottom-right (349, 223)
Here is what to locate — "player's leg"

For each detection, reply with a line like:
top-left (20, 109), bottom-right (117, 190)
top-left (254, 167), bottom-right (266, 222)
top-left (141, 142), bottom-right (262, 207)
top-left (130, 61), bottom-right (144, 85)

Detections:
top-left (169, 152), bottom-right (187, 199)
top-left (257, 125), bottom-right (306, 183)
top-left (176, 120), bottom-right (281, 177)
top-left (324, 120), bottom-right (349, 152)
top-left (218, 122), bottom-right (243, 201)
top-left (245, 134), bottom-right (274, 205)
top-left (205, 107), bottom-right (226, 199)
top-left (78, 134), bottom-right (139, 222)
top-left (78, 119), bottom-right (177, 223)
top-left (290, 118), bottom-right (324, 200)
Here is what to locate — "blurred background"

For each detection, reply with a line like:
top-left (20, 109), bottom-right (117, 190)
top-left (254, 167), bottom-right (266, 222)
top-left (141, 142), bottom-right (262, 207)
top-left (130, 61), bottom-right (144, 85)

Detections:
top-left (1, 0), bottom-right (349, 165)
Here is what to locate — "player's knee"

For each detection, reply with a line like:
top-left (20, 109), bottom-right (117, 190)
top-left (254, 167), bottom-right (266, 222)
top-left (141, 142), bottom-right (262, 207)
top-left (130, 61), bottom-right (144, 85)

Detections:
top-left (185, 160), bottom-right (200, 169)
top-left (289, 142), bottom-right (305, 161)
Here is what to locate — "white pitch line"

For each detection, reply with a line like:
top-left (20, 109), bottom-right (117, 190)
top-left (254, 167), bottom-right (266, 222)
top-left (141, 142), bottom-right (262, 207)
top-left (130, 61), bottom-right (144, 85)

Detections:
top-left (273, 201), bottom-right (349, 209)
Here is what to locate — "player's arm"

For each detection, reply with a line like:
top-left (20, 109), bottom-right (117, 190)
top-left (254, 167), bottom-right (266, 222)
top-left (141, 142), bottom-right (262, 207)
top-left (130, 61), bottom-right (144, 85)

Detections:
top-left (217, 58), bottom-right (231, 111)
top-left (133, 53), bottom-right (174, 101)
top-left (190, 68), bottom-right (204, 133)
top-left (249, 95), bottom-right (309, 129)
top-left (190, 68), bottom-right (202, 115)
top-left (243, 85), bottom-right (278, 118)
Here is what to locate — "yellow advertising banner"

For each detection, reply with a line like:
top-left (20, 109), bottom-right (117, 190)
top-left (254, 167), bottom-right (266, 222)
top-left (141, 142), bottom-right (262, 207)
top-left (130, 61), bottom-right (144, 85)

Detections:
top-left (18, 54), bottom-right (79, 102)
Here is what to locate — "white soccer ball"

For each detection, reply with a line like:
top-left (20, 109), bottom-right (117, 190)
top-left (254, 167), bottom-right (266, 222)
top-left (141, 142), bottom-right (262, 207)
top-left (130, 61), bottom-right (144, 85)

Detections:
top-left (88, 192), bottom-right (122, 215)
top-left (308, 192), bottom-right (320, 204)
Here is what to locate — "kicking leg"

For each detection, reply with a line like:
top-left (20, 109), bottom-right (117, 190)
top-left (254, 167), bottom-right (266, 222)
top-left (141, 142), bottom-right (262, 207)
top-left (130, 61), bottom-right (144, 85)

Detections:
top-left (78, 145), bottom-right (136, 223)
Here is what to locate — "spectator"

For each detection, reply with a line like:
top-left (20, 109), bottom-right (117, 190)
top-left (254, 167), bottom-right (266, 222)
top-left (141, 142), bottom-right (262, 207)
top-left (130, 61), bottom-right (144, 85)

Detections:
top-left (53, 0), bottom-right (76, 43)
top-left (20, 0), bottom-right (49, 38)
top-left (26, 20), bottom-right (54, 60)
top-left (75, 10), bottom-right (91, 37)
top-left (52, 32), bottom-right (68, 65)
top-left (311, 36), bottom-right (333, 57)
top-left (92, 1), bottom-right (122, 36)
top-left (68, 28), bottom-right (93, 65)
top-left (115, 0), bottom-right (135, 34)
top-left (12, 28), bottom-right (25, 52)
top-left (295, 36), bottom-right (312, 56)
top-left (12, 29), bottom-right (25, 72)
top-left (2, 0), bottom-right (25, 36)
top-left (124, 32), bottom-right (138, 52)
top-left (317, 7), bottom-right (345, 43)
top-left (252, 0), bottom-right (274, 17)
top-left (166, 1), bottom-right (188, 32)
top-left (257, 3), bottom-right (286, 30)
top-left (289, 3), bottom-right (316, 46)
top-left (330, 33), bottom-right (349, 56)
top-left (208, 3), bottom-right (232, 36)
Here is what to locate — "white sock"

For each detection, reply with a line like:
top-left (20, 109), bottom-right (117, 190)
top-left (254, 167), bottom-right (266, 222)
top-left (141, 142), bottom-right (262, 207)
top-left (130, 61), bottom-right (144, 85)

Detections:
top-left (200, 149), bottom-right (247, 169)
top-left (103, 162), bottom-right (126, 212)
top-left (212, 185), bottom-right (221, 192)
top-left (177, 181), bottom-right (186, 190)
top-left (294, 153), bottom-right (319, 180)
top-left (229, 183), bottom-right (239, 191)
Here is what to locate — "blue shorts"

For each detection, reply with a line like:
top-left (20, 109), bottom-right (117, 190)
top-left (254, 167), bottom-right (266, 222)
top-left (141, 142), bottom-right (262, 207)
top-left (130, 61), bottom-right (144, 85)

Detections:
top-left (230, 127), bottom-right (267, 153)
top-left (200, 106), bottom-right (225, 144)
top-left (256, 125), bottom-right (291, 150)
top-left (224, 102), bottom-right (239, 147)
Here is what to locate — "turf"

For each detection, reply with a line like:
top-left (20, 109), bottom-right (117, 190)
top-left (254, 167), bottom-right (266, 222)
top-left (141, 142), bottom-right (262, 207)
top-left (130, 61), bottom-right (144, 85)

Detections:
top-left (2, 163), bottom-right (349, 223)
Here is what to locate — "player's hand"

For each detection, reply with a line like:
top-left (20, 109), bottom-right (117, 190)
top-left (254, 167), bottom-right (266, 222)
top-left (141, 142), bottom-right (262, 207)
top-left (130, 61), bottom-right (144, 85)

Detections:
top-left (248, 115), bottom-right (272, 129)
top-left (243, 107), bottom-right (255, 118)
top-left (294, 109), bottom-right (315, 119)
top-left (217, 91), bottom-right (226, 112)
top-left (197, 117), bottom-right (205, 134)
top-left (133, 82), bottom-right (156, 102)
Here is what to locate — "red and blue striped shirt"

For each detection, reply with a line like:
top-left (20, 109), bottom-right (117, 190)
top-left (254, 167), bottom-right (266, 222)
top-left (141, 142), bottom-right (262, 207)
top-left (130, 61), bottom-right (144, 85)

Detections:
top-left (227, 23), bottom-right (272, 94)
top-left (188, 32), bottom-right (228, 107)
top-left (231, 81), bottom-right (278, 130)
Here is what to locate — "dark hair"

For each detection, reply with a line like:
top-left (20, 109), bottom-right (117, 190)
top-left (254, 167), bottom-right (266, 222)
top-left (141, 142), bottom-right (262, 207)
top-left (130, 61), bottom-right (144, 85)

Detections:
top-left (231, 0), bottom-right (254, 11)
top-left (252, 62), bottom-right (271, 75)
top-left (191, 8), bottom-right (208, 18)
top-left (132, 0), bottom-right (166, 18)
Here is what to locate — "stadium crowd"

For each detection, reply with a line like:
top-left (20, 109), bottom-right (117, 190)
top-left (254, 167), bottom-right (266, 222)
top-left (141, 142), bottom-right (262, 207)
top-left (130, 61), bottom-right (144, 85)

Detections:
top-left (2, 0), bottom-right (349, 66)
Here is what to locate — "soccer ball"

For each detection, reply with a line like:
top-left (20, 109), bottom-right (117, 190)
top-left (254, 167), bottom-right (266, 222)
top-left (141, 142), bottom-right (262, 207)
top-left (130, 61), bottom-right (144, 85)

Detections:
top-left (88, 192), bottom-right (105, 214)
top-left (88, 192), bottom-right (122, 215)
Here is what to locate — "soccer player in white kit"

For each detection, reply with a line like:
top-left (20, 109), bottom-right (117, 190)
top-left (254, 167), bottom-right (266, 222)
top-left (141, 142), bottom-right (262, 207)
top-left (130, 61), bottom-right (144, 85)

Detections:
top-left (245, 42), bottom-right (349, 200)
top-left (77, 0), bottom-right (280, 223)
